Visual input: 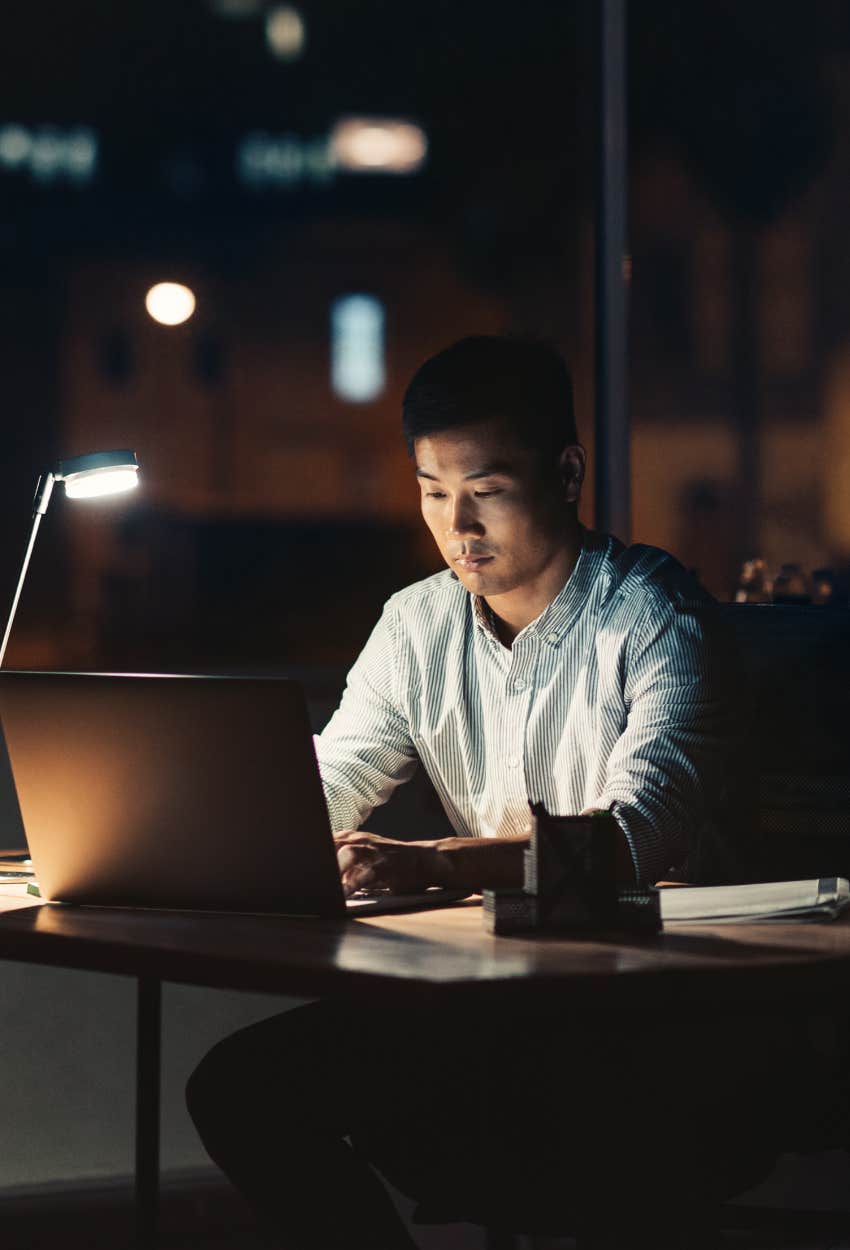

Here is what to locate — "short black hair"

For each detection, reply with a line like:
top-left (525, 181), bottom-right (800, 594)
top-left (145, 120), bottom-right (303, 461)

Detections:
top-left (402, 336), bottom-right (577, 460)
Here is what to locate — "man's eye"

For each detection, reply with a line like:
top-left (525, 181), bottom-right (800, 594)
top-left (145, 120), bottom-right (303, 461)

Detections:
top-left (473, 489), bottom-right (501, 497)
top-left (425, 491), bottom-right (446, 499)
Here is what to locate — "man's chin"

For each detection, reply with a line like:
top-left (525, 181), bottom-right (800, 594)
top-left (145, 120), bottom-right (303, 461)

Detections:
top-left (454, 567), bottom-right (510, 596)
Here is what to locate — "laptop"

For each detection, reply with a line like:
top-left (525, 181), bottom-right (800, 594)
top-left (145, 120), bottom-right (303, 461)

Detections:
top-left (0, 672), bottom-right (468, 917)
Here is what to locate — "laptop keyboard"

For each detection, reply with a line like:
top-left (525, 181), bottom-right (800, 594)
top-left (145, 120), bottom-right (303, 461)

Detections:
top-left (345, 887), bottom-right (476, 914)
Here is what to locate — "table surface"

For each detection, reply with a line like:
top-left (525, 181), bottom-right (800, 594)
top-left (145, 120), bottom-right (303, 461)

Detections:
top-left (3, 885), bottom-right (850, 1010)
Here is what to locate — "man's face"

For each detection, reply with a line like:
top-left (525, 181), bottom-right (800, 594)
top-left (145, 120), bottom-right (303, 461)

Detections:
top-left (415, 418), bottom-right (583, 599)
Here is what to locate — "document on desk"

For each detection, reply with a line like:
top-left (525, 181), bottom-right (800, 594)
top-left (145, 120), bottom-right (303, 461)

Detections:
top-left (660, 878), bottom-right (850, 925)
top-left (0, 880), bottom-right (44, 911)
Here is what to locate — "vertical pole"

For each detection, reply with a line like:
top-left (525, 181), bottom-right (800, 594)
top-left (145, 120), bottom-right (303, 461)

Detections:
top-left (731, 222), bottom-right (760, 566)
top-left (594, 0), bottom-right (631, 542)
top-left (135, 976), bottom-right (162, 1248)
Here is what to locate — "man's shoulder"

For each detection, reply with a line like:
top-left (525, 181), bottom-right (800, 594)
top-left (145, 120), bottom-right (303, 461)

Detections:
top-left (596, 535), bottom-right (713, 618)
top-left (383, 568), bottom-right (468, 625)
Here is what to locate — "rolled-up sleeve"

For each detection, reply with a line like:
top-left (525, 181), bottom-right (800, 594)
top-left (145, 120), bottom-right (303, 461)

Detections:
top-left (314, 606), bottom-right (419, 832)
top-left (594, 598), bottom-right (733, 886)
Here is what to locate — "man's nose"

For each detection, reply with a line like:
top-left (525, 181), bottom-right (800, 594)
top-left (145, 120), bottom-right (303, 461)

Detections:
top-left (446, 497), bottom-right (483, 538)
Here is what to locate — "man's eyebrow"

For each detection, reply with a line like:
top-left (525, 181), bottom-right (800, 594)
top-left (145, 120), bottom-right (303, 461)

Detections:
top-left (415, 462), bottom-right (515, 482)
top-left (463, 462), bottom-right (514, 479)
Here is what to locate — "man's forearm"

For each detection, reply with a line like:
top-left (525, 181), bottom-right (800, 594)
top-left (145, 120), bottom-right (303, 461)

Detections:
top-left (430, 835), bottom-right (529, 890)
top-left (428, 817), bottom-right (637, 892)
top-left (337, 818), bottom-right (637, 896)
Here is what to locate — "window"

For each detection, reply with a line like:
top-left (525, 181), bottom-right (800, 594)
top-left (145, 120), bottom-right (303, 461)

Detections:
top-left (330, 294), bottom-right (385, 402)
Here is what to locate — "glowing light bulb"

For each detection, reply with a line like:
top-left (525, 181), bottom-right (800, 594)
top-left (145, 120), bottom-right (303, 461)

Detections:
top-left (145, 282), bottom-right (196, 326)
top-left (64, 469), bottom-right (139, 499)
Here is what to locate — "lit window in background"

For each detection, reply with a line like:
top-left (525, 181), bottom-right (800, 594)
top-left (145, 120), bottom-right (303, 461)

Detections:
top-left (265, 5), bottom-right (306, 60)
top-left (237, 132), bottom-right (333, 188)
top-left (0, 125), bottom-right (97, 183)
top-left (331, 295), bottom-right (386, 402)
top-left (329, 117), bottom-right (428, 174)
top-left (235, 121), bottom-right (428, 189)
top-left (145, 283), bottom-right (197, 326)
top-left (0, 125), bottom-right (30, 167)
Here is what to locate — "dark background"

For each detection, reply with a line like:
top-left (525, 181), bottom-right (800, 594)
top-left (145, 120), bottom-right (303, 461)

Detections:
top-left (1, 0), bottom-right (848, 672)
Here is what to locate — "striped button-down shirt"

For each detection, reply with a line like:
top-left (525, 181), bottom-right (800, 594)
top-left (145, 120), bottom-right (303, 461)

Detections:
top-left (315, 529), bottom-right (735, 885)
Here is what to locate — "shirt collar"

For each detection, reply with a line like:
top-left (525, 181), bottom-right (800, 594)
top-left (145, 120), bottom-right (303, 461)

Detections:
top-left (470, 528), bottom-right (607, 648)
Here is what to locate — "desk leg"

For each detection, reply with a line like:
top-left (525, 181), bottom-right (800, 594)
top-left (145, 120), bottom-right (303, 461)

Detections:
top-left (135, 976), bottom-right (161, 1248)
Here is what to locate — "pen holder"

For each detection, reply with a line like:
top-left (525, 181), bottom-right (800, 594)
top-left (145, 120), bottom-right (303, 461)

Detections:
top-left (483, 802), bottom-right (660, 936)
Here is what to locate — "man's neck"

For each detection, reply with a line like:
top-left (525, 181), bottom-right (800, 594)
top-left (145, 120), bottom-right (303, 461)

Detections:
top-left (484, 527), bottom-right (583, 647)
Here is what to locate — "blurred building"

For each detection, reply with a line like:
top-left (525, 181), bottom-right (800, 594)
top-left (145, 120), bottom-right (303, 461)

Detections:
top-left (56, 222), bottom-right (509, 668)
top-left (1, 1), bottom-right (849, 672)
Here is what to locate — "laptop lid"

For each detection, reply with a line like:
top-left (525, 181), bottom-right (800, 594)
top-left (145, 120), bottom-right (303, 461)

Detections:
top-left (0, 672), bottom-right (346, 917)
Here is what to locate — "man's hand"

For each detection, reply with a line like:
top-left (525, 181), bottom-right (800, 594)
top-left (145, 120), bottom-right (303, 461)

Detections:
top-left (334, 831), bottom-right (445, 898)
top-left (334, 830), bottom-right (532, 896)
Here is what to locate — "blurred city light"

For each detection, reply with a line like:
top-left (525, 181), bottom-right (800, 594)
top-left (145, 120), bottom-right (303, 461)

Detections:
top-left (0, 125), bottom-right (30, 167)
top-left (331, 295), bottom-right (385, 402)
top-left (145, 282), bottom-right (197, 326)
top-left (237, 132), bottom-right (333, 188)
top-left (208, 0), bottom-right (263, 16)
top-left (265, 5), bottom-right (306, 60)
top-left (30, 130), bottom-right (66, 182)
top-left (0, 125), bottom-right (97, 183)
top-left (329, 117), bottom-right (428, 174)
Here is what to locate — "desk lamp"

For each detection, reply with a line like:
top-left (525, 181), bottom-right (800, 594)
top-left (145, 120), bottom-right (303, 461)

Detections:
top-left (0, 449), bottom-right (140, 667)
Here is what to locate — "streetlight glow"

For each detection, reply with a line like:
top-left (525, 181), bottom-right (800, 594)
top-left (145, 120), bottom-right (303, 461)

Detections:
top-left (330, 118), bottom-right (428, 174)
top-left (265, 5), bottom-right (306, 60)
top-left (145, 282), bottom-right (196, 326)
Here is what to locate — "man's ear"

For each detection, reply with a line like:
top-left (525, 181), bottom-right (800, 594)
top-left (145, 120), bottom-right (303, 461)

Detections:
top-left (558, 444), bottom-right (586, 504)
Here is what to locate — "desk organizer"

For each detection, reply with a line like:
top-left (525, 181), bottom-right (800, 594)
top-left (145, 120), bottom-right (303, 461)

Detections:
top-left (483, 803), bottom-right (660, 936)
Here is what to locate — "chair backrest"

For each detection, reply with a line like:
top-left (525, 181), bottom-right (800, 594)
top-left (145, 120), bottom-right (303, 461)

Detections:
top-left (720, 604), bottom-right (850, 878)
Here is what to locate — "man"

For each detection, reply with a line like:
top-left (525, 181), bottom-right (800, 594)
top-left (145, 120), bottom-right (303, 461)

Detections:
top-left (187, 337), bottom-right (759, 1250)
top-left (323, 334), bottom-right (735, 895)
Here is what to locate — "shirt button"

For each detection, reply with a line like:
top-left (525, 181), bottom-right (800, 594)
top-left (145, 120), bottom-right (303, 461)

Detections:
top-left (507, 756), bottom-right (520, 768)
top-left (546, 632), bottom-right (559, 645)
top-left (513, 679), bottom-right (526, 691)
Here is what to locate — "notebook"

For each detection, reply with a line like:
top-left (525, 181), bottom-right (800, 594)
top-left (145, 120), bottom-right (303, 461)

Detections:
top-left (659, 878), bottom-right (850, 925)
top-left (0, 672), bottom-right (466, 917)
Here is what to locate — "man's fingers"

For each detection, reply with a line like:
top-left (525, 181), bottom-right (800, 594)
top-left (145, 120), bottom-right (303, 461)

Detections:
top-left (342, 860), bottom-right (386, 897)
top-left (335, 838), bottom-right (432, 896)
top-left (336, 844), bottom-right (359, 873)
top-left (336, 843), bottom-right (381, 873)
top-left (337, 844), bottom-right (386, 896)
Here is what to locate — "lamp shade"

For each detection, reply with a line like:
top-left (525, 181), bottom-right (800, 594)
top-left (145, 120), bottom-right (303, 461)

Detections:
top-left (57, 449), bottom-right (140, 500)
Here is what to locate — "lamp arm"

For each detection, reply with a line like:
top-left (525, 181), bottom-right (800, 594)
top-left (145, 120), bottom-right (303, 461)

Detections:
top-left (32, 472), bottom-right (56, 515)
top-left (0, 473), bottom-right (56, 669)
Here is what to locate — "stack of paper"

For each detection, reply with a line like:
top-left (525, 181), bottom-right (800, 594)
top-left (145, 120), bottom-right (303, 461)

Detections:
top-left (660, 878), bottom-right (850, 925)
top-left (0, 856), bottom-right (34, 882)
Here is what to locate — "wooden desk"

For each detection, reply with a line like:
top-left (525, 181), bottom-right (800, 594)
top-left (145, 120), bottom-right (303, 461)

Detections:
top-left (3, 889), bottom-right (850, 1008)
top-left (3, 888), bottom-right (850, 1244)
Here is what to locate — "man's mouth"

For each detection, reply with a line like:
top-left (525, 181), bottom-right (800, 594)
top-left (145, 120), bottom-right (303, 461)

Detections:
top-left (455, 554), bottom-right (494, 572)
